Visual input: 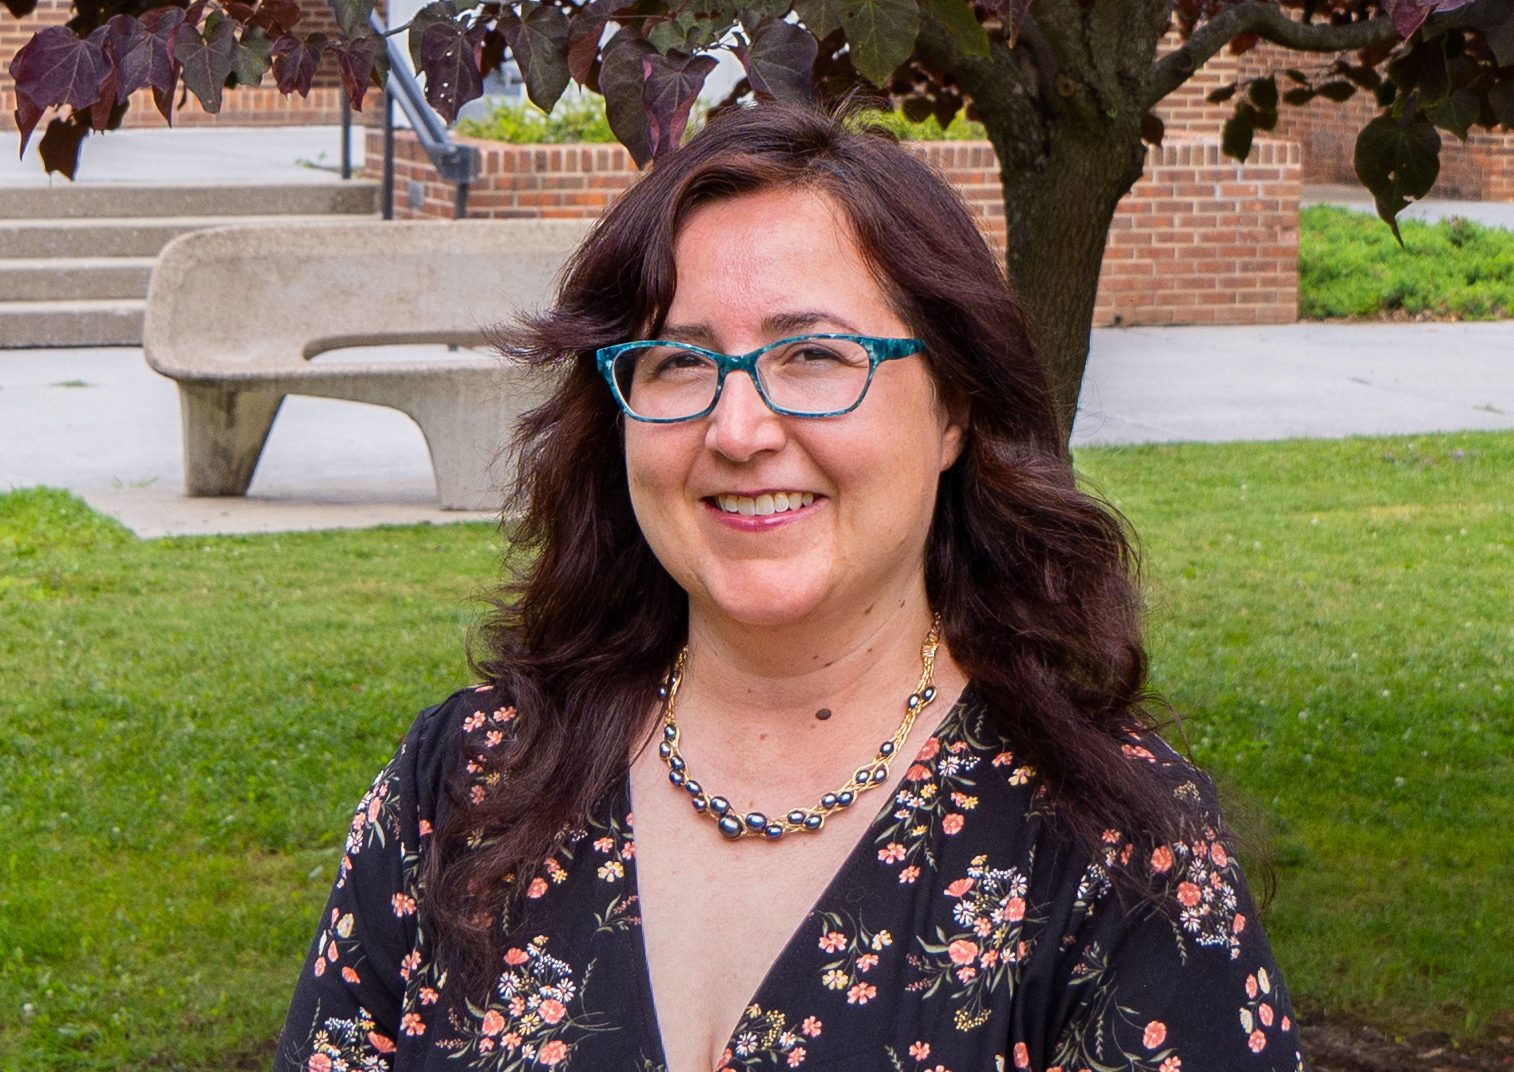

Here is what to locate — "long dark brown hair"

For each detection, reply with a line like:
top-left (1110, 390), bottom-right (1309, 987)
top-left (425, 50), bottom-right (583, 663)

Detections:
top-left (428, 101), bottom-right (1190, 989)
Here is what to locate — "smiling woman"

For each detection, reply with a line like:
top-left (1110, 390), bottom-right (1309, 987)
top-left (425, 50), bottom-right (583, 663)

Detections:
top-left (273, 102), bottom-right (1308, 1072)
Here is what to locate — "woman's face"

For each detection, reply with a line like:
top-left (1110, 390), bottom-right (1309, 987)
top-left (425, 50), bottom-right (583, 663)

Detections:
top-left (624, 186), bottom-right (965, 632)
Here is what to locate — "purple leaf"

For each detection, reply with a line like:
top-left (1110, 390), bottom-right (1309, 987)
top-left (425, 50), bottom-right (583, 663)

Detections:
top-left (13, 92), bottom-right (45, 157)
top-left (418, 17), bottom-right (482, 121)
top-left (331, 33), bottom-right (383, 110)
top-left (136, 7), bottom-right (187, 120)
top-left (271, 32), bottom-right (326, 97)
top-left (641, 51), bottom-right (716, 158)
top-left (501, 1), bottom-right (570, 110)
top-left (566, 0), bottom-right (613, 85)
top-left (8, 25), bottom-right (108, 112)
top-left (599, 30), bottom-right (655, 165)
top-left (1390, 0), bottom-right (1477, 39)
top-left (737, 15), bottom-right (818, 102)
top-left (174, 16), bottom-right (237, 111)
top-left (38, 111), bottom-right (90, 179)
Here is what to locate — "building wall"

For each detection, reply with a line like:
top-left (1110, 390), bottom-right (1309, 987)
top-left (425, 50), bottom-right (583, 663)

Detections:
top-left (372, 129), bottom-right (1300, 327)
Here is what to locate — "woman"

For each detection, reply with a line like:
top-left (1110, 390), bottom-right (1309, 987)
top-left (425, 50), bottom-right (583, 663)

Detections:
top-left (276, 103), bottom-right (1306, 1072)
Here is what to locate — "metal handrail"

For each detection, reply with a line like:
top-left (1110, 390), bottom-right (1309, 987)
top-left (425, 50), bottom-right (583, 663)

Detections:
top-left (337, 10), bottom-right (479, 220)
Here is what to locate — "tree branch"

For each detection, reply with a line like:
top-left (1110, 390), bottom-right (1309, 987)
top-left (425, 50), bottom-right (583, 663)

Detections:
top-left (1142, 3), bottom-right (1398, 110)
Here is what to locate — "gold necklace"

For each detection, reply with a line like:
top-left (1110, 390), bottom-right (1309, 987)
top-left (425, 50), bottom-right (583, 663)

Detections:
top-left (656, 617), bottom-right (943, 841)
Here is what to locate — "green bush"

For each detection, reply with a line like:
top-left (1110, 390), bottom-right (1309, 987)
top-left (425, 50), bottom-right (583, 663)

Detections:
top-left (1300, 204), bottom-right (1514, 320)
top-left (854, 107), bottom-right (988, 141)
top-left (455, 95), bottom-right (617, 143)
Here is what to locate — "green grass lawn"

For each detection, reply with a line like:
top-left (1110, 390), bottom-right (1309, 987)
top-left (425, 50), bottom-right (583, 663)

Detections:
top-left (1300, 204), bottom-right (1514, 320)
top-left (3, 430), bottom-right (1511, 1068)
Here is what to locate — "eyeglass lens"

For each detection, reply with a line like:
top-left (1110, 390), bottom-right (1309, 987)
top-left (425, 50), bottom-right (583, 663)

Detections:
top-left (611, 337), bottom-right (873, 420)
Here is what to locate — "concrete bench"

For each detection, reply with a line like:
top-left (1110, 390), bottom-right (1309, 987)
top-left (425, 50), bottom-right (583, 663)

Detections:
top-left (143, 218), bottom-right (591, 510)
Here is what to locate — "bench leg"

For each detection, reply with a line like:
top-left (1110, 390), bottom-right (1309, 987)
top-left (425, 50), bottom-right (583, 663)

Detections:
top-left (178, 384), bottom-right (284, 497)
top-left (403, 397), bottom-right (512, 511)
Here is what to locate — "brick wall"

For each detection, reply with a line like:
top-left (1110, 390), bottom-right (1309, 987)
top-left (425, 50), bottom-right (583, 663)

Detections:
top-left (1096, 138), bottom-right (1300, 326)
top-left (372, 128), bottom-right (1299, 327)
top-left (1, 0), bottom-right (360, 131)
top-left (1155, 30), bottom-right (1514, 199)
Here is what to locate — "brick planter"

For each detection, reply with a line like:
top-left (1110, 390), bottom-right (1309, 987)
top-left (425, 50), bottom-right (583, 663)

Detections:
top-left (368, 128), bottom-right (1299, 327)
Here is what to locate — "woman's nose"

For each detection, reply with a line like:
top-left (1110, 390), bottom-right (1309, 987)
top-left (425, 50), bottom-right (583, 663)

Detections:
top-left (704, 370), bottom-right (786, 461)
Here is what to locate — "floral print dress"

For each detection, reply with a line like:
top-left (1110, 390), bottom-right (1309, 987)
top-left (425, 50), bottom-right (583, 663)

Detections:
top-left (275, 684), bottom-right (1308, 1072)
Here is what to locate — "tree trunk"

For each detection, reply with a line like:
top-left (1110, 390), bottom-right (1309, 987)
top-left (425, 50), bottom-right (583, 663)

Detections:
top-left (987, 116), bottom-right (1147, 441)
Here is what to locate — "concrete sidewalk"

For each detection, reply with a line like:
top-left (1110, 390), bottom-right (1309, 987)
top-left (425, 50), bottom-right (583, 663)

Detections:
top-left (3, 323), bottom-right (1511, 538)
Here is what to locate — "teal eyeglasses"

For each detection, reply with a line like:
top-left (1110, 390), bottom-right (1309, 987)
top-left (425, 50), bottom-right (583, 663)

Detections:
top-left (596, 333), bottom-right (925, 423)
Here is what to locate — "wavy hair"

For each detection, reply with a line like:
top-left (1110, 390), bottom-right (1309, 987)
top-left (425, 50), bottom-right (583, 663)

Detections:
top-left (427, 101), bottom-right (1189, 988)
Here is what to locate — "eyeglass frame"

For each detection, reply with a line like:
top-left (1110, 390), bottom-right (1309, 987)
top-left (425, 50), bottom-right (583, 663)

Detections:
top-left (595, 333), bottom-right (926, 424)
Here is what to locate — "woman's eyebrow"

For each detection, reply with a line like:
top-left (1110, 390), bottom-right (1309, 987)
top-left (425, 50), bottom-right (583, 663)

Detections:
top-left (658, 311), bottom-right (865, 344)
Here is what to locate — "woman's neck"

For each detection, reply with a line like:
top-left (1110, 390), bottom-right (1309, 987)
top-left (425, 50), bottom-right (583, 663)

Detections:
top-left (664, 593), bottom-right (964, 795)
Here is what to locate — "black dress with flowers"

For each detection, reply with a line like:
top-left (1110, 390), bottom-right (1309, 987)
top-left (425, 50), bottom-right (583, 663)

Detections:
top-left (275, 684), bottom-right (1308, 1072)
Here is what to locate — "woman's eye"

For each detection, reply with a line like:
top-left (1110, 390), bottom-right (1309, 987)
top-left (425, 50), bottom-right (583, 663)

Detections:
top-left (650, 349), bottom-right (710, 376)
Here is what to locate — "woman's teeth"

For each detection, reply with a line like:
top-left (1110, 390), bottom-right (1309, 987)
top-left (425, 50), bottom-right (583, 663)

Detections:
top-left (715, 492), bottom-right (816, 516)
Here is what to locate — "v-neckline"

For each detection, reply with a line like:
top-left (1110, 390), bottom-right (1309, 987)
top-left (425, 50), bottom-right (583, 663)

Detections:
top-left (619, 688), bottom-right (973, 1072)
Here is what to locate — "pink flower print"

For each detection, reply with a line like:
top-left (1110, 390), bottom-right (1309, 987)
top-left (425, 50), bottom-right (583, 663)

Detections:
top-left (1143, 1021), bottom-right (1167, 1049)
top-left (504, 947), bottom-right (529, 966)
top-left (899, 866), bottom-right (920, 884)
top-left (1282, 1016), bottom-right (1291, 1032)
top-left (527, 877), bottom-right (549, 899)
top-left (341, 967), bottom-right (360, 984)
top-left (538, 1040), bottom-right (569, 1065)
top-left (485, 730), bottom-right (504, 748)
top-left (992, 750), bottom-right (1015, 766)
top-left (1246, 974), bottom-right (1259, 999)
top-left (1005, 896), bottom-right (1026, 922)
top-left (504, 1032), bottom-right (522, 1049)
top-left (1233, 913), bottom-right (1247, 934)
top-left (1161, 1059), bottom-right (1182, 1072)
top-left (400, 950), bottom-right (421, 980)
top-left (917, 737), bottom-right (940, 761)
top-left (1013, 1041), bottom-right (1030, 1068)
top-left (948, 939), bottom-right (979, 966)
top-left (787, 1047), bottom-right (807, 1067)
top-left (307, 1055), bottom-right (332, 1072)
top-left (980, 947), bottom-right (1000, 968)
top-left (492, 705), bottom-right (517, 722)
top-left (419, 987), bottom-right (439, 1005)
top-left (463, 712), bottom-right (485, 732)
top-left (369, 1032), bottom-right (397, 1054)
top-left (1259, 1003), bottom-right (1274, 1027)
top-left (1248, 1030), bottom-right (1267, 1053)
top-left (621, 840), bottom-right (635, 859)
top-left (1122, 743), bottom-right (1156, 761)
top-left (856, 953), bottom-right (879, 973)
top-left (539, 998), bottom-right (566, 1025)
top-left (1150, 845), bottom-right (1175, 873)
top-left (594, 836), bottom-right (614, 854)
top-left (419, 818), bottom-right (433, 836)
top-left (909, 1042), bottom-right (931, 1060)
top-left (470, 785), bottom-right (486, 805)
top-left (478, 1038), bottom-right (495, 1053)
top-left (1101, 828), bottom-right (1121, 844)
top-left (819, 931), bottom-right (847, 953)
top-left (846, 982), bottom-right (877, 1004)
top-left (400, 1012), bottom-right (425, 1036)
top-left (904, 763), bottom-right (932, 782)
top-left (942, 814), bottom-right (964, 835)
top-left (955, 965), bottom-right (977, 983)
top-left (481, 1009), bottom-right (506, 1036)
top-left (312, 958), bottom-right (326, 978)
top-left (509, 996), bottom-right (527, 1017)
top-left (1176, 882), bottom-right (1202, 907)
top-left (326, 941), bottom-right (339, 962)
top-left (878, 842), bottom-right (907, 863)
top-left (717, 1049), bottom-right (732, 1070)
top-left (801, 1016), bottom-right (823, 1037)
top-left (392, 892), bottom-right (417, 917)
top-left (1211, 841), bottom-right (1229, 867)
top-left (945, 878), bottom-right (975, 898)
top-left (974, 917), bottom-right (993, 936)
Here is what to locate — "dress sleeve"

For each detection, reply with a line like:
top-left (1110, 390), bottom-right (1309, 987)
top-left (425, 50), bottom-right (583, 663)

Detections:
top-left (1041, 754), bottom-right (1308, 1072)
top-left (271, 691), bottom-right (472, 1072)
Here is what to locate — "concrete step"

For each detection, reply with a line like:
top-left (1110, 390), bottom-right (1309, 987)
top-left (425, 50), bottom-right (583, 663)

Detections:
top-left (0, 212), bottom-right (381, 258)
top-left (0, 257), bottom-right (156, 301)
top-left (0, 299), bottom-right (144, 348)
top-left (0, 181), bottom-right (380, 220)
